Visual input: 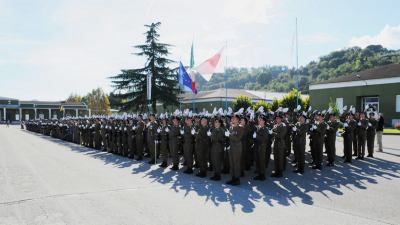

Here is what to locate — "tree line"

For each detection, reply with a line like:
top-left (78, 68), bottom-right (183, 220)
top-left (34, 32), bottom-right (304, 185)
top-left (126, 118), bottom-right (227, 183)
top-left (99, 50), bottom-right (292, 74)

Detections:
top-left (197, 45), bottom-right (400, 93)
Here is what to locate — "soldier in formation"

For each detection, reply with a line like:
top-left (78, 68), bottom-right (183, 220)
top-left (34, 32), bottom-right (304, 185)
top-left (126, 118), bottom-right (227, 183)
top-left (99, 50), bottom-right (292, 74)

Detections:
top-left (24, 104), bottom-right (380, 186)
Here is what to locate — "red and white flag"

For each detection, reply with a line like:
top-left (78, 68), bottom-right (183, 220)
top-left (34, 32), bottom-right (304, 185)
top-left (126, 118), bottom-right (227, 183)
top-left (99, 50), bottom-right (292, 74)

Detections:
top-left (194, 48), bottom-right (224, 82)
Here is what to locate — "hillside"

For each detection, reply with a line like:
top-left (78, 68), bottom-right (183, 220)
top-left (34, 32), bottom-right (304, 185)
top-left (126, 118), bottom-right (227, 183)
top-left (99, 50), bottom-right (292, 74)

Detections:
top-left (195, 45), bottom-right (400, 93)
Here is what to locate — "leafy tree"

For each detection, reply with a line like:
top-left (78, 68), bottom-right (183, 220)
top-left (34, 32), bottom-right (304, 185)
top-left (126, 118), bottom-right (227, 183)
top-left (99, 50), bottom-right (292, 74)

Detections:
top-left (253, 100), bottom-right (272, 112)
top-left (85, 88), bottom-right (111, 115)
top-left (303, 96), bottom-right (310, 111)
top-left (110, 22), bottom-right (180, 112)
top-left (271, 98), bottom-right (280, 111)
top-left (280, 89), bottom-right (302, 111)
top-left (232, 95), bottom-right (253, 112)
top-left (269, 89), bottom-right (309, 111)
top-left (108, 92), bottom-right (121, 110)
top-left (66, 93), bottom-right (82, 103)
top-left (328, 97), bottom-right (339, 115)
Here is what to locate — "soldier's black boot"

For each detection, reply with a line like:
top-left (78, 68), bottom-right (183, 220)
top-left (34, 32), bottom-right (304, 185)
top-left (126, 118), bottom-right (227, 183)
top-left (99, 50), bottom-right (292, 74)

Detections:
top-left (312, 165), bottom-right (322, 170)
top-left (271, 172), bottom-right (283, 178)
top-left (326, 162), bottom-right (334, 167)
top-left (221, 168), bottom-right (229, 174)
top-left (196, 171), bottom-right (207, 178)
top-left (210, 174), bottom-right (221, 181)
top-left (226, 177), bottom-right (235, 185)
top-left (293, 169), bottom-right (304, 174)
top-left (232, 177), bottom-right (240, 186)
top-left (159, 162), bottom-right (168, 168)
top-left (183, 168), bottom-right (193, 174)
top-left (170, 165), bottom-right (179, 171)
top-left (253, 174), bottom-right (265, 181)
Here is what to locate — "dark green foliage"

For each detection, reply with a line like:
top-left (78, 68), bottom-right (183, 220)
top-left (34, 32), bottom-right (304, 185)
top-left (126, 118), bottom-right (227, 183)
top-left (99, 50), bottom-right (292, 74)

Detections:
top-left (279, 89), bottom-right (308, 111)
top-left (232, 95), bottom-right (253, 112)
top-left (253, 100), bottom-right (272, 112)
top-left (197, 45), bottom-right (400, 93)
top-left (110, 22), bottom-right (180, 112)
top-left (269, 89), bottom-right (309, 112)
top-left (328, 97), bottom-right (340, 115)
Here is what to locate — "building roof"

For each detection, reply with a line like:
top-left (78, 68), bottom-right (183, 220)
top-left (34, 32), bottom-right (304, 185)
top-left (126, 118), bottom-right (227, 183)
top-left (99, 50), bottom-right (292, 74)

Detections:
top-left (18, 100), bottom-right (86, 106)
top-left (180, 88), bottom-right (287, 103)
top-left (314, 64), bottom-right (400, 85)
top-left (0, 96), bottom-right (18, 101)
top-left (0, 97), bottom-right (87, 108)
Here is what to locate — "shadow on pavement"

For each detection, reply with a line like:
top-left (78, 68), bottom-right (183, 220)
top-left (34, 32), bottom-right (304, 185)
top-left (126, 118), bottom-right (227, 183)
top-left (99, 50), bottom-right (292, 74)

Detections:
top-left (23, 130), bottom-right (400, 213)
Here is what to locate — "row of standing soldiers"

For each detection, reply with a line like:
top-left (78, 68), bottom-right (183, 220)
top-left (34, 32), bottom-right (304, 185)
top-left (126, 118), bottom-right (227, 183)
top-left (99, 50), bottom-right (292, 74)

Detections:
top-left (24, 109), bottom-right (379, 186)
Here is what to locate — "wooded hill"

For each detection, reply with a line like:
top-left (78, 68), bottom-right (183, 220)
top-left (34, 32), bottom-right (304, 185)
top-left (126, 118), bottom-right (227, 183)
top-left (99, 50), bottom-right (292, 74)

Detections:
top-left (195, 45), bottom-right (400, 93)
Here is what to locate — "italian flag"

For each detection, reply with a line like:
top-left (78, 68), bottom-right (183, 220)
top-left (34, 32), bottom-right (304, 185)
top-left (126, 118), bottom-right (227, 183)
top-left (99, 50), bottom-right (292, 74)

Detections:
top-left (194, 48), bottom-right (224, 82)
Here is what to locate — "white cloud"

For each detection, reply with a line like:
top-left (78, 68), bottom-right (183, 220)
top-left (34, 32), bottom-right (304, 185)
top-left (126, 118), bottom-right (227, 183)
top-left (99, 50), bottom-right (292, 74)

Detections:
top-left (349, 24), bottom-right (400, 49)
top-left (300, 33), bottom-right (338, 44)
top-left (0, 0), bottom-right (286, 100)
top-left (221, 0), bottom-right (281, 24)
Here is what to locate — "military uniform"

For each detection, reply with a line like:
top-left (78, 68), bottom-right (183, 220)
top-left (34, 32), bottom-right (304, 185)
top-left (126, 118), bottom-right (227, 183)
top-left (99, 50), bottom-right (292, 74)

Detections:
top-left (146, 121), bottom-right (158, 163)
top-left (311, 121), bottom-right (327, 169)
top-left (325, 120), bottom-right (339, 166)
top-left (342, 119), bottom-right (355, 163)
top-left (121, 125), bottom-right (128, 156)
top-left (100, 123), bottom-right (107, 151)
top-left (195, 124), bottom-right (210, 177)
top-left (135, 121), bottom-right (145, 160)
top-left (254, 125), bottom-right (269, 180)
top-left (241, 123), bottom-right (252, 173)
top-left (168, 124), bottom-right (181, 169)
top-left (293, 122), bottom-right (308, 173)
top-left (367, 118), bottom-right (378, 157)
top-left (94, 123), bottom-right (102, 150)
top-left (210, 126), bottom-right (225, 180)
top-left (127, 124), bottom-right (135, 158)
top-left (183, 124), bottom-right (195, 173)
top-left (159, 124), bottom-right (169, 166)
top-left (272, 122), bottom-right (286, 177)
top-left (357, 118), bottom-right (368, 159)
top-left (352, 118), bottom-right (359, 156)
top-left (227, 124), bottom-right (244, 184)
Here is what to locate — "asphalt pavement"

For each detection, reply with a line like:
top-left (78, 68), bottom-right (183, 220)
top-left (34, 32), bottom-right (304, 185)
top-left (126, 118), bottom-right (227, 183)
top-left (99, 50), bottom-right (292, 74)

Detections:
top-left (0, 125), bottom-right (399, 225)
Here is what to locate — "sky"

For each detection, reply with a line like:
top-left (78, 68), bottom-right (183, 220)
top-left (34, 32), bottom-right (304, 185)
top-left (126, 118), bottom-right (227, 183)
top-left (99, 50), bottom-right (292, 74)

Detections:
top-left (1, 0), bottom-right (399, 101)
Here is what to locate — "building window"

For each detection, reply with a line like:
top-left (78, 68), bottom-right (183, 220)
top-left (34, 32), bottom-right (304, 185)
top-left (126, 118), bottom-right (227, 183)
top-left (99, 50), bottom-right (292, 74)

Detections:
top-left (336, 98), bottom-right (343, 111)
top-left (362, 96), bottom-right (379, 112)
top-left (396, 95), bottom-right (400, 112)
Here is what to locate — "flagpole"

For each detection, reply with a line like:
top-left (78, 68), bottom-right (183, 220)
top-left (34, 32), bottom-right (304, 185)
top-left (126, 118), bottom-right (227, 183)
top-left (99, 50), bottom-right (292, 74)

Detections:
top-left (190, 39), bottom-right (196, 113)
top-left (225, 41), bottom-right (228, 110)
top-left (295, 18), bottom-right (299, 107)
top-left (192, 94), bottom-right (196, 112)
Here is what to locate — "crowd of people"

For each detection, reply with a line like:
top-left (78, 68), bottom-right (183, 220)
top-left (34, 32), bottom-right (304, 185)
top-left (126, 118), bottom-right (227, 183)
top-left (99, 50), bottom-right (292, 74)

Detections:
top-left (23, 105), bottom-right (384, 186)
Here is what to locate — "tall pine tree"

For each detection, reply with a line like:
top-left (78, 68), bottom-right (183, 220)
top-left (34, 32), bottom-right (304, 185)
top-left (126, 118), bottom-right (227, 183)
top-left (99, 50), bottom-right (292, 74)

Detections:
top-left (110, 22), bottom-right (180, 112)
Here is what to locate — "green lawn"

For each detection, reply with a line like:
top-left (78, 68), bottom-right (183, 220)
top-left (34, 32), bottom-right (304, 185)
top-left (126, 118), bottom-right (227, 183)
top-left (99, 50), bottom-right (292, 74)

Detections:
top-left (384, 128), bottom-right (400, 134)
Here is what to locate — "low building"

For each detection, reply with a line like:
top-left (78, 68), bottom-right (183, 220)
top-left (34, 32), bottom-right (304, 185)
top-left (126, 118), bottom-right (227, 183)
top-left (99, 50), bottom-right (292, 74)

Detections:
top-left (309, 64), bottom-right (400, 126)
top-left (157, 88), bottom-right (287, 112)
top-left (0, 97), bottom-right (89, 122)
